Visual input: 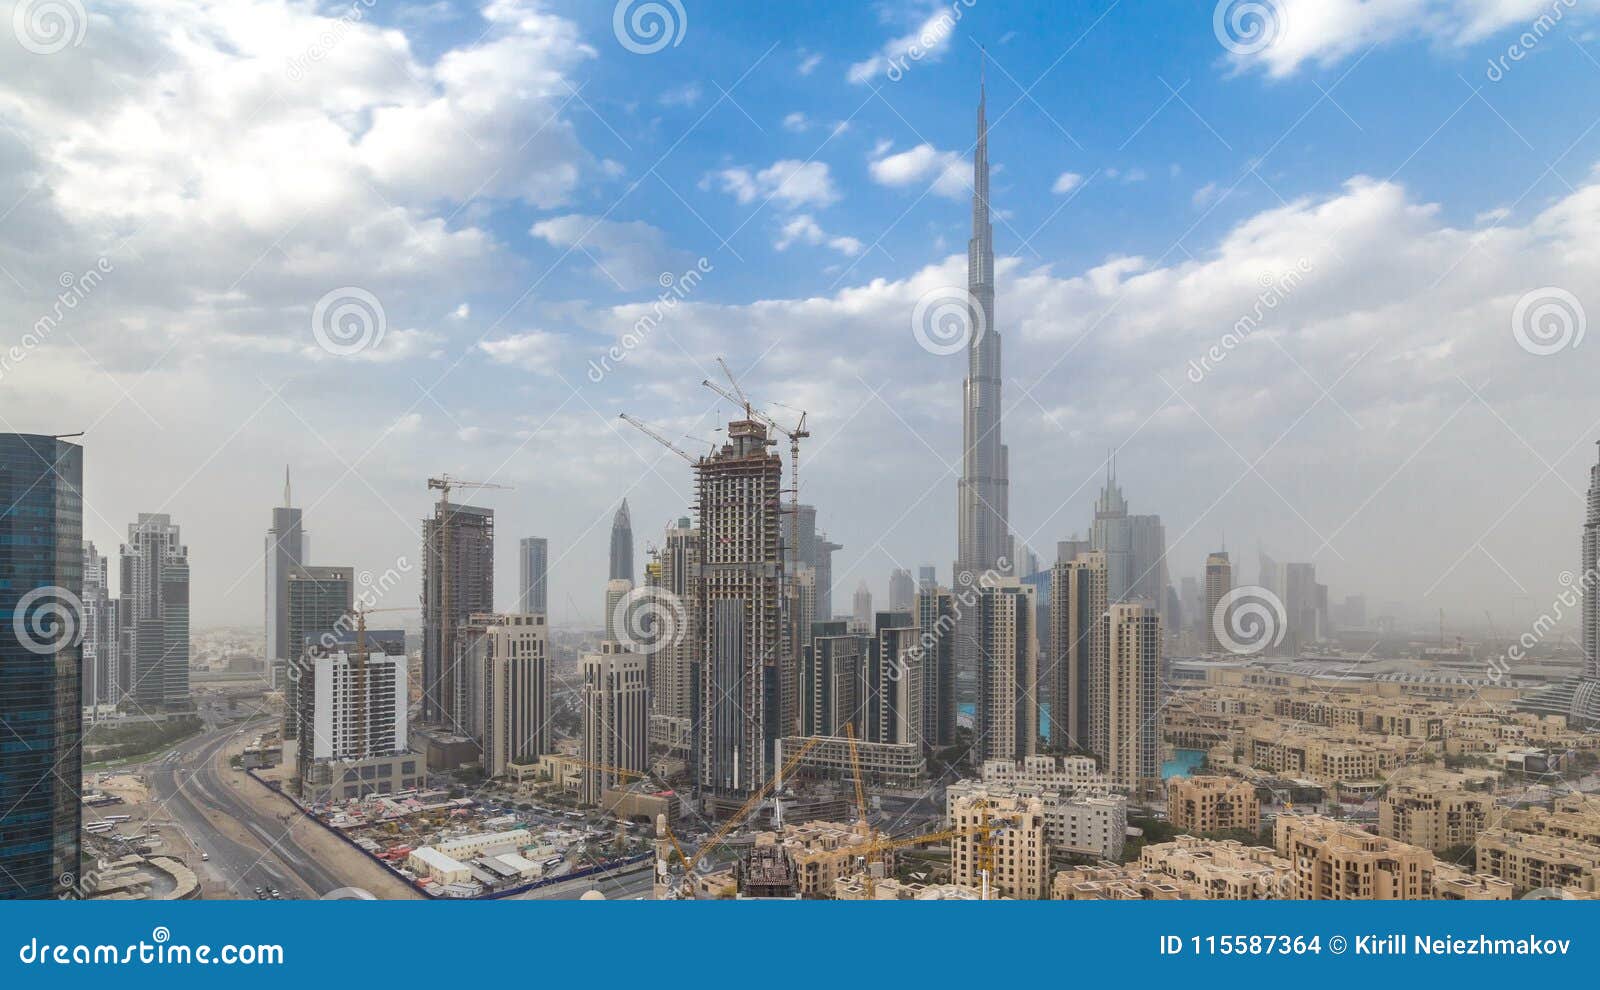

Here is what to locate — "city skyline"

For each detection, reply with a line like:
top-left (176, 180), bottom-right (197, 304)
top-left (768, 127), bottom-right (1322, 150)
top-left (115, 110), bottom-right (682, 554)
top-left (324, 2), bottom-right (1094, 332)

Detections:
top-left (13, 0), bottom-right (1600, 917)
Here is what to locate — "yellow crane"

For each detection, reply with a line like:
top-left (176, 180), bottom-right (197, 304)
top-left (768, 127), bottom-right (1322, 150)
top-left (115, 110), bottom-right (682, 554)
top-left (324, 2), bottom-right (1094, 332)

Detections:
top-left (425, 475), bottom-right (512, 722)
top-left (842, 723), bottom-right (885, 896)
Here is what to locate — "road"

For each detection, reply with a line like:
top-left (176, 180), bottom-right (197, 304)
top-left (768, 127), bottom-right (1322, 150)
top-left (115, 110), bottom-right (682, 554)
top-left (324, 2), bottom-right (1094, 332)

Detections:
top-left (145, 710), bottom-right (342, 900)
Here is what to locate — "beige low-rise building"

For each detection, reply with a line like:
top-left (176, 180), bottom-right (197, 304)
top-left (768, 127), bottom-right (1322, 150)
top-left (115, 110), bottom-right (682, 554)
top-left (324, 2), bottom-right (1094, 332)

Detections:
top-left (950, 793), bottom-right (1049, 899)
top-left (1430, 863), bottom-right (1514, 900)
top-left (1052, 865), bottom-right (1186, 900)
top-left (1139, 836), bottom-right (1292, 899)
top-left (777, 820), bottom-right (888, 899)
top-left (1167, 776), bottom-right (1260, 835)
top-left (1474, 828), bottom-right (1600, 896)
top-left (1378, 774), bottom-right (1492, 852)
top-left (1274, 815), bottom-right (1432, 899)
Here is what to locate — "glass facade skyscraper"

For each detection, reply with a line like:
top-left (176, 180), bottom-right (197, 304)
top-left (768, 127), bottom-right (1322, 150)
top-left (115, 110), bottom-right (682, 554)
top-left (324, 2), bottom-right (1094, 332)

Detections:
top-left (0, 434), bottom-right (83, 899)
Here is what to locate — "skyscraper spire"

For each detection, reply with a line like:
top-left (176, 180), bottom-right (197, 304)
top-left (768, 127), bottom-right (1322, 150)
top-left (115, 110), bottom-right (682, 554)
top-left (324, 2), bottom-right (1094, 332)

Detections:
top-left (957, 51), bottom-right (1012, 695)
top-left (283, 464), bottom-right (292, 507)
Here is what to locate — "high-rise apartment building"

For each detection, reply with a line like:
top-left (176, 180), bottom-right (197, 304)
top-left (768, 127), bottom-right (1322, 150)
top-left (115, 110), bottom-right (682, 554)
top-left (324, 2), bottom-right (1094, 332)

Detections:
top-left (0, 434), bottom-right (82, 898)
top-left (1104, 602), bottom-right (1161, 797)
top-left (916, 586), bottom-right (957, 747)
top-left (652, 517), bottom-right (699, 724)
top-left (977, 579), bottom-right (1038, 763)
top-left (1091, 462), bottom-right (1132, 604)
top-left (475, 614), bottom-right (550, 778)
top-left (851, 580), bottom-right (872, 632)
top-left (801, 621), bottom-right (867, 738)
top-left (517, 536), bottom-right (548, 615)
top-left (609, 499), bottom-right (634, 583)
top-left (265, 468), bottom-right (304, 689)
top-left (874, 616), bottom-right (922, 746)
top-left (888, 568), bottom-right (914, 612)
top-left (604, 577), bottom-right (633, 643)
top-left (1204, 551), bottom-right (1232, 655)
top-left (118, 512), bottom-right (190, 710)
top-left (421, 500), bottom-right (494, 728)
top-left (1049, 550), bottom-right (1106, 754)
top-left (581, 642), bottom-right (648, 804)
top-left (81, 540), bottom-right (117, 713)
top-left (282, 564), bottom-right (354, 741)
top-left (296, 644), bottom-right (419, 802)
top-left (697, 418), bottom-right (784, 794)
top-left (783, 503), bottom-right (841, 622)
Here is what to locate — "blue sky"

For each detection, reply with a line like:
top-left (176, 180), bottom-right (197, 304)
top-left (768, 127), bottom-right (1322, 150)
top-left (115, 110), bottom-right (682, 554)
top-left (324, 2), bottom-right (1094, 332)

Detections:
top-left (3, 0), bottom-right (1599, 632)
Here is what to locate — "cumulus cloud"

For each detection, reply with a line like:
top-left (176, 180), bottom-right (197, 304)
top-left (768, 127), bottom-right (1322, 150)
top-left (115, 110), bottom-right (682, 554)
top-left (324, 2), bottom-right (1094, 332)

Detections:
top-left (710, 159), bottom-right (841, 208)
top-left (1221, 0), bottom-right (1579, 78)
top-left (848, 1), bottom-right (971, 83)
top-left (479, 330), bottom-right (565, 373)
top-left (774, 215), bottom-right (864, 255)
top-left (869, 143), bottom-right (970, 198)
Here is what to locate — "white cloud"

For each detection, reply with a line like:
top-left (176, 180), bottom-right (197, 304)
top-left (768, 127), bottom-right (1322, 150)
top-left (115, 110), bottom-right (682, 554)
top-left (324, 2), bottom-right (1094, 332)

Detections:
top-left (711, 159), bottom-right (841, 208)
top-left (1224, 0), bottom-right (1575, 78)
top-left (783, 111), bottom-right (810, 132)
top-left (848, 2), bottom-right (968, 83)
top-left (869, 143), bottom-right (970, 198)
top-left (659, 82), bottom-right (702, 107)
top-left (529, 215), bottom-right (691, 290)
top-left (479, 330), bottom-right (564, 373)
top-left (774, 214), bottom-right (863, 255)
top-left (1052, 172), bottom-right (1084, 195)
top-left (798, 51), bottom-right (823, 75)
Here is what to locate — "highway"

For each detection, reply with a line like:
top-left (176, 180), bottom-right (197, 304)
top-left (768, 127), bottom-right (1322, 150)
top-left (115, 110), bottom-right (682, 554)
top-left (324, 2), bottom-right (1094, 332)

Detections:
top-left (144, 708), bottom-right (343, 899)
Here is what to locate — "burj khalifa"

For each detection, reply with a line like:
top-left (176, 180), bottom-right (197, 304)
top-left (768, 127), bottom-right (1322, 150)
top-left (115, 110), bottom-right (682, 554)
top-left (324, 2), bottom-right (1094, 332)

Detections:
top-left (956, 60), bottom-right (1014, 690)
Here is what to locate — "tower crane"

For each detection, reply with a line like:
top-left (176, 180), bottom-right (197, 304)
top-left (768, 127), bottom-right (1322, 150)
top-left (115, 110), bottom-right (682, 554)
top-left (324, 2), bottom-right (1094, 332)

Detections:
top-left (425, 475), bottom-right (513, 725)
top-left (619, 413), bottom-right (696, 463)
top-left (700, 361), bottom-right (811, 570)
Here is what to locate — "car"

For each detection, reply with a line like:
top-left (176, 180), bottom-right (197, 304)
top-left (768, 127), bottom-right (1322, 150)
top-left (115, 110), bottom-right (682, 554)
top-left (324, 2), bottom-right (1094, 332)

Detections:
top-left (200, 852), bottom-right (209, 861)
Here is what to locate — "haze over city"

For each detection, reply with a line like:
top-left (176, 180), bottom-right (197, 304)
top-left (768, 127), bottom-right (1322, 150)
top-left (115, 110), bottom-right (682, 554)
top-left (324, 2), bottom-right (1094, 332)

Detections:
top-left (6, 0), bottom-right (1600, 631)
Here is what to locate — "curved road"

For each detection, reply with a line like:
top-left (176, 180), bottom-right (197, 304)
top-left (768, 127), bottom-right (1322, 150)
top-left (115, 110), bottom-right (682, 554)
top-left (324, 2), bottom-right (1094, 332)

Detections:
top-left (146, 712), bottom-right (342, 899)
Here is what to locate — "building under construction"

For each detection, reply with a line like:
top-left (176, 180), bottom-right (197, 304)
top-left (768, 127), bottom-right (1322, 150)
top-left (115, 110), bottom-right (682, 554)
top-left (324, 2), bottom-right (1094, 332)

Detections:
top-left (696, 418), bottom-right (785, 796)
top-left (421, 501), bottom-right (495, 729)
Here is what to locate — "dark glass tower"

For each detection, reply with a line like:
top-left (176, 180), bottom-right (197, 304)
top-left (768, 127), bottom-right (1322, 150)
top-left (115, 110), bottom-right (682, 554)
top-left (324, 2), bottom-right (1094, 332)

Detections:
top-left (0, 434), bottom-right (83, 899)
